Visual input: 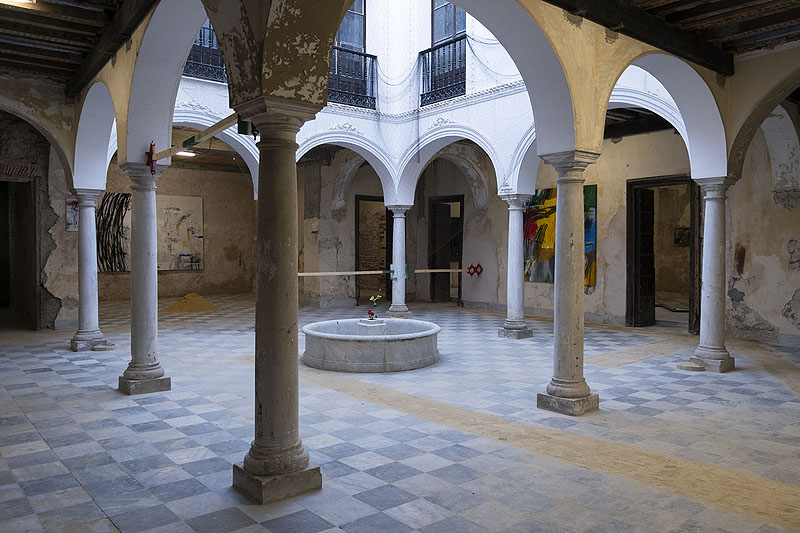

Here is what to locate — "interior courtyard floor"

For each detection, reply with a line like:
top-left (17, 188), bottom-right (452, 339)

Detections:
top-left (1, 294), bottom-right (799, 532)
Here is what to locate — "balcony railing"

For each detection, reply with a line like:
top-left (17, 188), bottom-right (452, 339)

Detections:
top-left (420, 35), bottom-right (467, 106)
top-left (183, 23), bottom-right (227, 83)
top-left (328, 46), bottom-right (377, 110)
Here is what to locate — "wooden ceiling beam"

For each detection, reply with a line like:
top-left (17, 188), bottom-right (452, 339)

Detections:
top-left (0, 12), bottom-right (99, 37)
top-left (0, 57), bottom-right (71, 76)
top-left (66, 0), bottom-right (158, 98)
top-left (0, 2), bottom-right (107, 28)
top-left (704, 7), bottom-right (800, 43)
top-left (678, 0), bottom-right (795, 30)
top-left (0, 22), bottom-right (92, 50)
top-left (540, 0), bottom-right (734, 74)
top-left (726, 25), bottom-right (800, 52)
top-left (0, 40), bottom-right (82, 63)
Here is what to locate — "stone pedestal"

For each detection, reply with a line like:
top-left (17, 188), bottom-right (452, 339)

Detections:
top-left (119, 163), bottom-right (170, 395)
top-left (688, 177), bottom-right (735, 373)
top-left (71, 189), bottom-right (107, 352)
top-left (233, 463), bottom-right (321, 504)
top-left (387, 206), bottom-right (412, 318)
top-left (538, 151), bottom-right (600, 416)
top-left (499, 194), bottom-right (532, 339)
top-left (233, 97), bottom-right (322, 503)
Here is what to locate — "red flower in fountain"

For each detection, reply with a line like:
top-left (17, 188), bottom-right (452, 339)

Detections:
top-left (367, 310), bottom-right (376, 320)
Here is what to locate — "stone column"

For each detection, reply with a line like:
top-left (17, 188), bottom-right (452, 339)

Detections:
top-left (689, 177), bottom-right (735, 372)
top-left (499, 194), bottom-right (532, 339)
top-left (232, 98), bottom-right (322, 504)
top-left (387, 205), bottom-right (412, 318)
top-left (537, 151), bottom-right (600, 416)
top-left (118, 163), bottom-right (170, 395)
top-left (71, 189), bottom-right (107, 351)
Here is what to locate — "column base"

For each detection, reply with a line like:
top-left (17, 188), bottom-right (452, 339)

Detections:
top-left (537, 392), bottom-right (599, 416)
top-left (233, 463), bottom-right (321, 504)
top-left (118, 376), bottom-right (171, 395)
top-left (690, 355), bottom-right (735, 373)
top-left (386, 305), bottom-right (412, 318)
top-left (498, 321), bottom-right (532, 339)
top-left (70, 331), bottom-right (107, 352)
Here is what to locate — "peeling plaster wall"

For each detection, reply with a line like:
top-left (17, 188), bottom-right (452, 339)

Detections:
top-left (44, 147), bottom-right (79, 330)
top-left (525, 129), bottom-right (691, 325)
top-left (0, 111), bottom-right (72, 330)
top-left (98, 162), bottom-right (256, 300)
top-left (299, 149), bottom-right (385, 307)
top-left (728, 127), bottom-right (800, 343)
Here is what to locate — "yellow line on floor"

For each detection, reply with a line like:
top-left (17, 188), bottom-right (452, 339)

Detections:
top-left (730, 339), bottom-right (800, 397)
top-left (299, 366), bottom-right (800, 529)
top-left (587, 337), bottom-right (698, 367)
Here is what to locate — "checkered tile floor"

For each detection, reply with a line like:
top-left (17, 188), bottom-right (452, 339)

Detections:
top-left (0, 294), bottom-right (798, 532)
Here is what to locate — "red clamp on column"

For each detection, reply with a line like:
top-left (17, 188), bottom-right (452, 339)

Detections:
top-left (467, 264), bottom-right (483, 277)
top-left (146, 142), bottom-right (156, 175)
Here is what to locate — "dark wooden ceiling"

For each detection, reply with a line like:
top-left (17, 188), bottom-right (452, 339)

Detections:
top-left (627, 0), bottom-right (800, 54)
top-left (0, 0), bottom-right (156, 96)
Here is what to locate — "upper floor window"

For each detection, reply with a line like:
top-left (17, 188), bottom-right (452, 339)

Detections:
top-left (420, 0), bottom-right (467, 106)
top-left (336, 0), bottom-right (366, 52)
top-left (432, 0), bottom-right (466, 45)
top-left (328, 1), bottom-right (376, 109)
top-left (183, 20), bottom-right (227, 83)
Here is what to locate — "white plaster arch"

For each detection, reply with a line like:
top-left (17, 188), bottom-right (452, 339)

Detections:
top-left (73, 82), bottom-right (116, 191)
top-left (396, 124), bottom-right (501, 208)
top-left (298, 132), bottom-right (397, 206)
top-left (509, 78), bottom-right (688, 195)
top-left (630, 54), bottom-right (727, 179)
top-left (449, 0), bottom-right (576, 156)
top-left (762, 104), bottom-right (800, 209)
top-left (124, 0), bottom-right (208, 165)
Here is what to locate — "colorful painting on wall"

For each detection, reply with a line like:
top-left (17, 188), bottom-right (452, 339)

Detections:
top-left (523, 184), bottom-right (597, 286)
top-left (96, 193), bottom-right (203, 272)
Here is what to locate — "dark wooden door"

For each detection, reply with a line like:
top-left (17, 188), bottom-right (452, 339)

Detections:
top-left (633, 188), bottom-right (656, 326)
top-left (429, 202), bottom-right (452, 302)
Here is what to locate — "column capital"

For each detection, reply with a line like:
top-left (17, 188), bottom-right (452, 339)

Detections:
top-left (387, 205), bottom-right (412, 216)
top-left (235, 96), bottom-right (321, 134)
top-left (74, 188), bottom-right (103, 206)
top-left (120, 162), bottom-right (165, 191)
top-left (540, 150), bottom-right (600, 183)
top-left (500, 194), bottom-right (529, 210)
top-left (695, 176), bottom-right (735, 198)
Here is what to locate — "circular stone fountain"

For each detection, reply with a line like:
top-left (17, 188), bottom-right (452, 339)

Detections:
top-left (301, 318), bottom-right (440, 372)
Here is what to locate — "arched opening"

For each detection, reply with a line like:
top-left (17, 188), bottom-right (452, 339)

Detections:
top-left (404, 140), bottom-right (497, 306)
top-left (297, 144), bottom-right (393, 307)
top-left (726, 94), bottom-right (800, 342)
top-left (0, 110), bottom-right (75, 331)
top-left (74, 82), bottom-right (116, 191)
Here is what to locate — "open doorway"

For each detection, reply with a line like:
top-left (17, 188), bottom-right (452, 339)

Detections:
top-left (626, 176), bottom-right (701, 333)
top-left (428, 195), bottom-right (464, 303)
top-left (355, 195), bottom-right (392, 302)
top-left (0, 180), bottom-right (38, 330)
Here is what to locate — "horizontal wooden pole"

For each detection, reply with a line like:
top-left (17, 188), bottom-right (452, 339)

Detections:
top-left (154, 113), bottom-right (238, 161)
top-left (410, 269), bottom-right (466, 274)
top-left (299, 270), bottom-right (389, 277)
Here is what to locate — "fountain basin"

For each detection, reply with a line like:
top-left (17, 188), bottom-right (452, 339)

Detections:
top-left (301, 318), bottom-right (440, 372)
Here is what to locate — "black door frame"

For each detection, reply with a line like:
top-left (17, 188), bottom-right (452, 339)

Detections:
top-left (625, 175), bottom-right (701, 333)
top-left (354, 195), bottom-right (392, 301)
top-left (427, 194), bottom-right (465, 305)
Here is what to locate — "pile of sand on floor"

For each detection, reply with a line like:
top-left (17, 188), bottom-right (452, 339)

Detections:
top-left (161, 293), bottom-right (219, 313)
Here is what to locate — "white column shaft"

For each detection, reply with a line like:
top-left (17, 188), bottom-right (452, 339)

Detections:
top-left (388, 208), bottom-right (410, 316)
top-left (72, 190), bottom-right (105, 351)
top-left (506, 204), bottom-right (525, 323)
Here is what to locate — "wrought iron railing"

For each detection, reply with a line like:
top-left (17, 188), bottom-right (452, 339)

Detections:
top-left (183, 22), bottom-right (227, 83)
top-left (420, 35), bottom-right (467, 106)
top-left (328, 46), bottom-right (377, 110)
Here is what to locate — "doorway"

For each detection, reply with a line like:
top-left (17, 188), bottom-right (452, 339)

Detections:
top-left (626, 176), bottom-right (701, 333)
top-left (355, 195), bottom-right (392, 302)
top-left (0, 180), bottom-right (38, 330)
top-left (428, 195), bottom-right (464, 303)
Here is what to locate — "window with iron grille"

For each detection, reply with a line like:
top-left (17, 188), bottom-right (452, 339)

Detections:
top-left (329, 0), bottom-right (377, 109)
top-left (183, 20), bottom-right (227, 83)
top-left (421, 1), bottom-right (467, 106)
